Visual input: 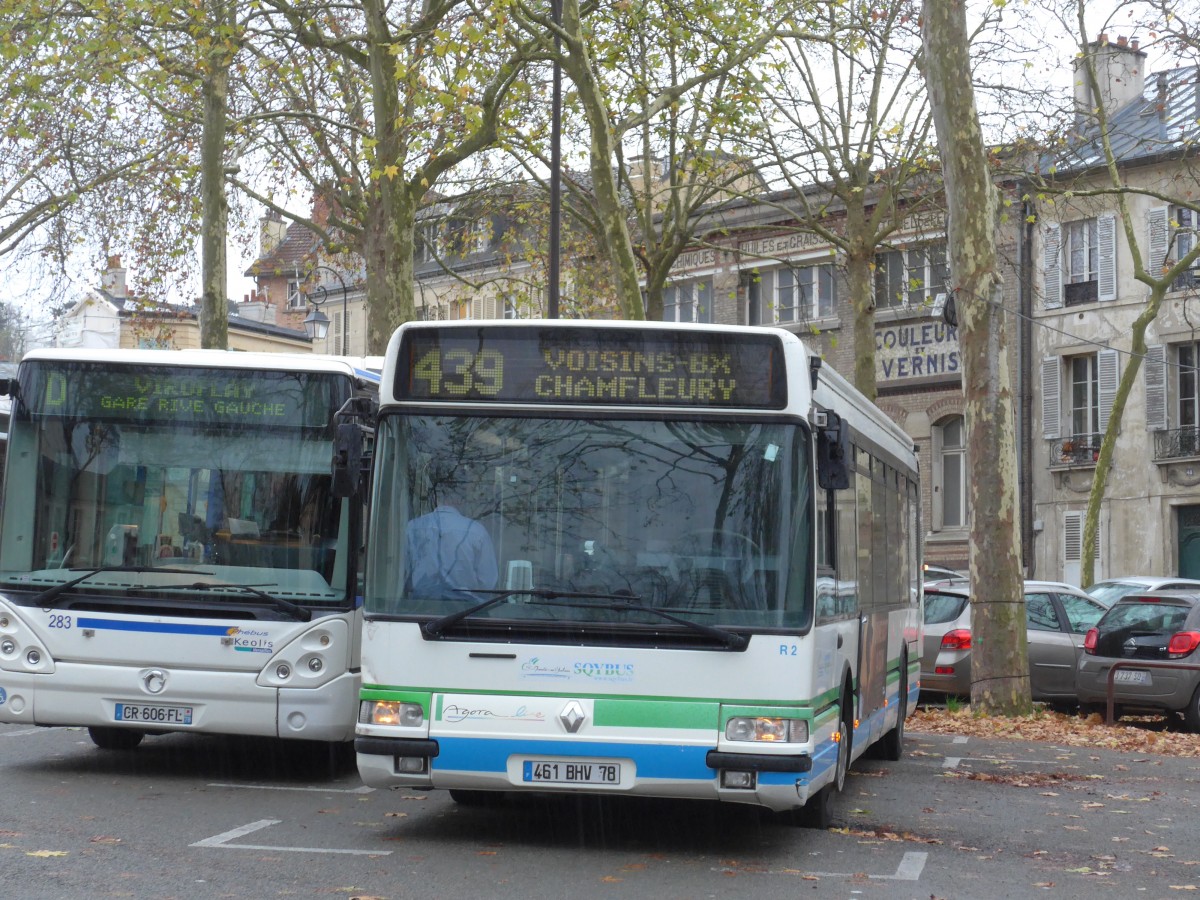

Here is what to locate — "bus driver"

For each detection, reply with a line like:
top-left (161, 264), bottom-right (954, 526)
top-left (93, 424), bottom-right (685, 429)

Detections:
top-left (404, 471), bottom-right (498, 601)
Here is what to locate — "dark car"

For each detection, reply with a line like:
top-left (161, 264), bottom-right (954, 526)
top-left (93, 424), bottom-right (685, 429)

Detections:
top-left (922, 581), bottom-right (1109, 702)
top-left (1076, 590), bottom-right (1200, 730)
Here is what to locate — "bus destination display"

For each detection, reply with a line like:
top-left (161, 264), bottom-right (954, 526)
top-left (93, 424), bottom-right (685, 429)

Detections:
top-left (397, 326), bottom-right (787, 408)
top-left (28, 363), bottom-right (340, 428)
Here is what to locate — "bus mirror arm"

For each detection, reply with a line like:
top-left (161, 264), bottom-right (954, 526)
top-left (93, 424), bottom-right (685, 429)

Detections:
top-left (331, 423), bottom-right (365, 498)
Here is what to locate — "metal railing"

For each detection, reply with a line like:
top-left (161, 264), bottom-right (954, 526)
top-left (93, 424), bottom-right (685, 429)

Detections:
top-left (1153, 427), bottom-right (1200, 461)
top-left (1049, 435), bottom-right (1102, 468)
top-left (1103, 659), bottom-right (1200, 724)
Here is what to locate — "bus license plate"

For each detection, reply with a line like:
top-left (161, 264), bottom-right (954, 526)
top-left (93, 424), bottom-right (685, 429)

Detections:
top-left (1113, 670), bottom-right (1151, 686)
top-left (114, 703), bottom-right (193, 725)
top-left (522, 759), bottom-right (620, 785)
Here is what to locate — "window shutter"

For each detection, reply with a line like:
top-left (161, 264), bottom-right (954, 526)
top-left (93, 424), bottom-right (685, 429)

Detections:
top-left (1145, 344), bottom-right (1168, 431)
top-left (1043, 224), bottom-right (1063, 309)
top-left (1064, 511), bottom-right (1102, 562)
top-left (1097, 213), bottom-right (1117, 301)
top-left (761, 269), bottom-right (775, 324)
top-left (1148, 206), bottom-right (1169, 275)
top-left (1097, 348), bottom-right (1120, 432)
top-left (1041, 356), bottom-right (1062, 440)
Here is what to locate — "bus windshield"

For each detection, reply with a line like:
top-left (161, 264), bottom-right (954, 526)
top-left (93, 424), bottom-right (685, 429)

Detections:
top-left (366, 412), bottom-right (814, 632)
top-left (0, 362), bottom-right (355, 604)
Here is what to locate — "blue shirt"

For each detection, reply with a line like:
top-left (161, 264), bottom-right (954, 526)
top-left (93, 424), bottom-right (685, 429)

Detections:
top-left (404, 506), bottom-right (499, 600)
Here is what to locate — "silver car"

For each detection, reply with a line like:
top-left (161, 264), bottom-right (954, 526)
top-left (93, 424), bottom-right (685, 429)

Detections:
top-left (1086, 576), bottom-right (1200, 607)
top-left (922, 580), bottom-right (1109, 702)
top-left (1075, 590), bottom-right (1200, 730)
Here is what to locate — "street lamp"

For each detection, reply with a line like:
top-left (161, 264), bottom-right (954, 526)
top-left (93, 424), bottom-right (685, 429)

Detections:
top-left (302, 265), bottom-right (349, 355)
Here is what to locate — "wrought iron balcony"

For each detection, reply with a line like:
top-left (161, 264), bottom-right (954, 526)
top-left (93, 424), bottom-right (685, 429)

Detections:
top-left (1153, 427), bottom-right (1200, 461)
top-left (1049, 434), bottom-right (1101, 468)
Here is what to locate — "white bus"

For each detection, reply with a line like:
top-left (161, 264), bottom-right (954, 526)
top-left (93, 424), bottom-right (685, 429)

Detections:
top-left (356, 321), bottom-right (920, 825)
top-left (0, 349), bottom-right (378, 750)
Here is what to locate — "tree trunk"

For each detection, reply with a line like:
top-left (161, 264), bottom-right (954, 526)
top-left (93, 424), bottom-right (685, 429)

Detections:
top-left (199, 4), bottom-right (231, 351)
top-left (922, 0), bottom-right (1030, 715)
top-left (561, 0), bottom-right (644, 320)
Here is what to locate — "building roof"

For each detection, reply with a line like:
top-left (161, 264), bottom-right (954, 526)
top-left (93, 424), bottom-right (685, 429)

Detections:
top-left (1049, 65), bottom-right (1200, 174)
top-left (245, 219), bottom-right (320, 278)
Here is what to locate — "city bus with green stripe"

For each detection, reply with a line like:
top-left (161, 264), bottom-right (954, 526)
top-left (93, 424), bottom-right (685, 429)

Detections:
top-left (356, 321), bottom-right (921, 824)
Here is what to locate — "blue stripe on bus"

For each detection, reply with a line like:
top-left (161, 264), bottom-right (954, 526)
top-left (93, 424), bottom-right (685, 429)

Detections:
top-left (432, 735), bottom-right (839, 785)
top-left (76, 618), bottom-right (233, 636)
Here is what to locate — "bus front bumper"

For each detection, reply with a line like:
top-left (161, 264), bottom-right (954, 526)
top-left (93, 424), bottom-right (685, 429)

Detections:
top-left (355, 734), bottom-right (831, 812)
top-left (0, 664), bottom-right (358, 742)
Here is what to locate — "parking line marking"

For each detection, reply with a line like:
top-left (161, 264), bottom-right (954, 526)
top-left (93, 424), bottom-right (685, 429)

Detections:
top-left (713, 851), bottom-right (927, 881)
top-left (191, 819), bottom-right (391, 856)
top-left (952, 736), bottom-right (969, 744)
top-left (207, 782), bottom-right (374, 794)
top-left (0, 728), bottom-right (44, 737)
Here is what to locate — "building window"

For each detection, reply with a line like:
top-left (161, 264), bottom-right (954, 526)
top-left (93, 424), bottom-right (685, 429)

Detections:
top-left (1070, 354), bottom-right (1100, 441)
top-left (1044, 215), bottom-right (1116, 308)
top-left (1168, 206), bottom-right (1200, 291)
top-left (933, 415), bottom-right (967, 531)
top-left (751, 265), bottom-right (836, 325)
top-left (1041, 350), bottom-right (1119, 455)
top-left (874, 243), bottom-right (947, 310)
top-left (1063, 218), bottom-right (1098, 305)
top-left (664, 278), bottom-right (713, 323)
top-left (286, 279), bottom-right (305, 310)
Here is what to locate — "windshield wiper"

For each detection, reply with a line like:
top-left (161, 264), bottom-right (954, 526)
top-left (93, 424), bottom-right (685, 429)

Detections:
top-left (31, 566), bottom-right (213, 608)
top-left (421, 587), bottom-right (748, 649)
top-left (585, 594), bottom-right (749, 650)
top-left (137, 581), bottom-right (313, 622)
top-left (421, 588), bottom-right (583, 637)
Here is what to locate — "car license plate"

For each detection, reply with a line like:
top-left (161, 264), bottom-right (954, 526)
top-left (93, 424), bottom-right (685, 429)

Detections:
top-left (114, 702), bottom-right (193, 725)
top-left (522, 759), bottom-right (620, 785)
top-left (1113, 669), bottom-right (1151, 686)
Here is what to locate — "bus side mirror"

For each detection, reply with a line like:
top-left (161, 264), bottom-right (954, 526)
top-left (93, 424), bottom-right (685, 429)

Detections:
top-left (331, 423), bottom-right (364, 498)
top-left (816, 411), bottom-right (850, 490)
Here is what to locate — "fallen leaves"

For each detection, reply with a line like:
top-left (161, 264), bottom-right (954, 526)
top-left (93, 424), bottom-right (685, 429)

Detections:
top-left (912, 708), bottom-right (1200, 756)
top-left (829, 826), bottom-right (943, 844)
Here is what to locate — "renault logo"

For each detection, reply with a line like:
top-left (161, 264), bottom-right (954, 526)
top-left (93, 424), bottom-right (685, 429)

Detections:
top-left (559, 700), bottom-right (586, 733)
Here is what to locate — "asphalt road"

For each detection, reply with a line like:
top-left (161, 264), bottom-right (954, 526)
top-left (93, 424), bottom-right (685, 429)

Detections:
top-left (1, 721), bottom-right (1198, 899)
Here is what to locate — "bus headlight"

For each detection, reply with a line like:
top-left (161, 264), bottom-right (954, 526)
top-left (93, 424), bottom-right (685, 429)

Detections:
top-left (724, 717), bottom-right (808, 743)
top-left (360, 700), bottom-right (424, 727)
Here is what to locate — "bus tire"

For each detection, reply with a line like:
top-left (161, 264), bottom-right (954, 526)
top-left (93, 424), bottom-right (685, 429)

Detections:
top-left (878, 653), bottom-right (907, 761)
top-left (87, 727), bottom-right (144, 751)
top-left (796, 688), bottom-right (853, 829)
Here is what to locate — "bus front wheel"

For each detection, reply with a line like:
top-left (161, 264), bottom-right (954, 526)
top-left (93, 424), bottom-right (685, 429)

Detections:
top-left (796, 692), bottom-right (852, 829)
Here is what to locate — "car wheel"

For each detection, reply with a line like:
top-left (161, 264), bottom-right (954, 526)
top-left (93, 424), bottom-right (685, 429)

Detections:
top-left (1184, 683), bottom-right (1200, 733)
top-left (87, 727), bottom-right (144, 751)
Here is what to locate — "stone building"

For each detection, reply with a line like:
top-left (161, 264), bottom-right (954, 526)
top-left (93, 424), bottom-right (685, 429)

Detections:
top-left (1031, 38), bottom-right (1200, 582)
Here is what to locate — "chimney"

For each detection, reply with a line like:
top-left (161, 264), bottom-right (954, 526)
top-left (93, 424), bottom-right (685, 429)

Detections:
top-left (1073, 33), bottom-right (1147, 124)
top-left (101, 255), bottom-right (126, 299)
top-left (259, 211), bottom-right (287, 257)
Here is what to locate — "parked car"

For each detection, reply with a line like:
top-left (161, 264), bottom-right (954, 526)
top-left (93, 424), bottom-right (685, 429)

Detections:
top-left (1086, 576), bottom-right (1200, 607)
top-left (922, 580), bottom-right (1109, 703)
top-left (1076, 590), bottom-right (1200, 729)
top-left (922, 564), bottom-right (967, 586)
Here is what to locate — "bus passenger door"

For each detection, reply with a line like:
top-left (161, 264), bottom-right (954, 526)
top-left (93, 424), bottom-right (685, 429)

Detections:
top-left (856, 610), bottom-right (888, 726)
